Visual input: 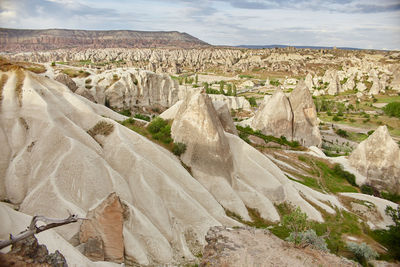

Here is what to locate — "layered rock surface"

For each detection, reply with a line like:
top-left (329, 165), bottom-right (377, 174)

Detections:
top-left (0, 68), bottom-right (237, 265)
top-left (201, 226), bottom-right (358, 267)
top-left (171, 91), bottom-right (342, 223)
top-left (0, 28), bottom-right (209, 52)
top-left (349, 126), bottom-right (400, 194)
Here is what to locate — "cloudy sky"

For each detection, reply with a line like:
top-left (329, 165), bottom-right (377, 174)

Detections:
top-left (1, 0), bottom-right (400, 50)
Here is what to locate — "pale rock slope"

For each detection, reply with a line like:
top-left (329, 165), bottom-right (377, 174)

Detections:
top-left (349, 125), bottom-right (400, 194)
top-left (0, 202), bottom-right (119, 267)
top-left (0, 69), bottom-right (239, 266)
top-left (251, 82), bottom-right (322, 147)
top-left (171, 91), bottom-right (343, 223)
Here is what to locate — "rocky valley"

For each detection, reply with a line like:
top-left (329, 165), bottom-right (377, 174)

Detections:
top-left (0, 28), bottom-right (399, 267)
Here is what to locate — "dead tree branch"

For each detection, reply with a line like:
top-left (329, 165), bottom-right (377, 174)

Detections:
top-left (0, 214), bottom-right (84, 249)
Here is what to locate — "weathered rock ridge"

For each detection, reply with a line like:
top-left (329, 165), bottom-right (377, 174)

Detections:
top-left (251, 81), bottom-right (322, 147)
top-left (349, 126), bottom-right (400, 194)
top-left (0, 28), bottom-right (209, 52)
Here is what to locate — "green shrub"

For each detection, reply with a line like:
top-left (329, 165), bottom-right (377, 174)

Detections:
top-left (287, 229), bottom-right (328, 252)
top-left (333, 164), bottom-right (357, 186)
top-left (248, 97), bottom-right (257, 107)
top-left (332, 115), bottom-right (341, 121)
top-left (147, 117), bottom-right (172, 144)
top-left (239, 132), bottom-right (250, 143)
top-left (282, 207), bottom-right (309, 246)
top-left (134, 113), bottom-right (150, 122)
top-left (367, 130), bottom-right (375, 136)
top-left (51, 62), bottom-right (56, 66)
top-left (347, 242), bottom-right (378, 263)
top-left (361, 184), bottom-right (374, 195)
top-left (385, 206), bottom-right (400, 259)
top-left (119, 110), bottom-right (131, 116)
top-left (172, 142), bottom-right (187, 156)
top-left (383, 102), bottom-right (400, 118)
top-left (335, 129), bottom-right (348, 138)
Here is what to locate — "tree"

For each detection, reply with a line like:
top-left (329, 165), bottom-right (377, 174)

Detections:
top-left (226, 84), bottom-right (232, 96)
top-left (219, 81), bottom-right (225, 95)
top-left (385, 206), bottom-right (400, 260)
top-left (282, 207), bottom-right (309, 246)
top-left (195, 74), bottom-right (198, 85)
top-left (233, 84), bottom-right (237, 96)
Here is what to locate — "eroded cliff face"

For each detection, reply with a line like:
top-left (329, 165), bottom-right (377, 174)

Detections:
top-left (0, 28), bottom-right (209, 52)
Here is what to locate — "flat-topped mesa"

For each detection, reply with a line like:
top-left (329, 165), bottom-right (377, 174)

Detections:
top-left (349, 125), bottom-right (400, 194)
top-left (0, 28), bottom-right (210, 52)
top-left (251, 81), bottom-right (322, 147)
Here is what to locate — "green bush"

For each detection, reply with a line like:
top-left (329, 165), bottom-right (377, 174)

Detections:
top-left (51, 62), bottom-right (56, 66)
top-left (248, 97), bottom-right (257, 107)
top-left (347, 242), bottom-right (378, 263)
top-left (134, 113), bottom-right (150, 122)
top-left (333, 164), bottom-right (357, 186)
top-left (282, 207), bottom-right (309, 246)
top-left (332, 115), bottom-right (341, 121)
top-left (287, 229), bottom-right (328, 252)
top-left (361, 184), bottom-right (374, 195)
top-left (147, 117), bottom-right (172, 144)
top-left (383, 102), bottom-right (400, 118)
top-left (119, 110), bottom-right (131, 116)
top-left (385, 206), bottom-right (400, 259)
top-left (172, 142), bottom-right (187, 156)
top-left (335, 129), bottom-right (348, 138)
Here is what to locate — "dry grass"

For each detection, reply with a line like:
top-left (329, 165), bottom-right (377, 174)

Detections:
top-left (15, 69), bottom-right (25, 106)
top-left (0, 74), bottom-right (9, 106)
top-left (62, 68), bottom-right (90, 78)
top-left (0, 57), bottom-right (45, 74)
top-left (87, 120), bottom-right (114, 138)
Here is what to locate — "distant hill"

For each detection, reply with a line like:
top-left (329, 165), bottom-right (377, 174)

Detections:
top-left (0, 28), bottom-right (210, 52)
top-left (236, 44), bottom-right (361, 50)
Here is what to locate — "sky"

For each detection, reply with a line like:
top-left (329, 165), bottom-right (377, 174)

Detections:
top-left (0, 0), bottom-right (400, 50)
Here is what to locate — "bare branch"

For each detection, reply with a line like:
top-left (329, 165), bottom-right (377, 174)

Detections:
top-left (0, 214), bottom-right (84, 249)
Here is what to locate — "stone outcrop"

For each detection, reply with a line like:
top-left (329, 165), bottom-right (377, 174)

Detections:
top-left (0, 235), bottom-right (67, 267)
top-left (0, 68), bottom-right (235, 265)
top-left (54, 73), bottom-right (78, 92)
top-left (201, 226), bottom-right (358, 267)
top-left (74, 68), bottom-right (181, 111)
top-left (349, 126), bottom-right (400, 194)
top-left (213, 101), bottom-right (238, 135)
top-left (171, 90), bottom-right (343, 223)
top-left (208, 94), bottom-right (251, 111)
top-left (0, 28), bottom-right (209, 52)
top-left (288, 81), bottom-right (322, 147)
top-left (250, 88), bottom-right (293, 139)
top-left (79, 193), bottom-right (125, 263)
top-left (251, 82), bottom-right (322, 147)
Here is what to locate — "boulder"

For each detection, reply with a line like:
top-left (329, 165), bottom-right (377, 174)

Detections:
top-left (54, 73), bottom-right (78, 92)
top-left (79, 193), bottom-right (125, 263)
top-left (289, 81), bottom-right (322, 147)
top-left (349, 126), bottom-right (400, 194)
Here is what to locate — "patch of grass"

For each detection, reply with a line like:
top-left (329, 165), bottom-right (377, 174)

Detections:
top-left (62, 68), bottom-right (90, 78)
top-left (87, 120), bottom-right (114, 138)
top-left (118, 110), bottom-right (131, 117)
top-left (0, 73), bottom-right (9, 106)
top-left (236, 125), bottom-right (302, 149)
top-left (15, 69), bottom-right (25, 106)
top-left (134, 113), bottom-right (151, 122)
top-left (290, 175), bottom-right (322, 191)
top-left (316, 161), bottom-right (358, 193)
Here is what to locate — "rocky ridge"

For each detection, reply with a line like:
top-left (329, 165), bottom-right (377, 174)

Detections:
top-left (349, 125), bottom-right (400, 194)
top-left (0, 28), bottom-right (209, 52)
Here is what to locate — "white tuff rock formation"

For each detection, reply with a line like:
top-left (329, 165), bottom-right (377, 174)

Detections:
top-left (349, 126), bottom-right (400, 194)
top-left (171, 91), bottom-right (341, 223)
top-left (251, 81), bottom-right (322, 147)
